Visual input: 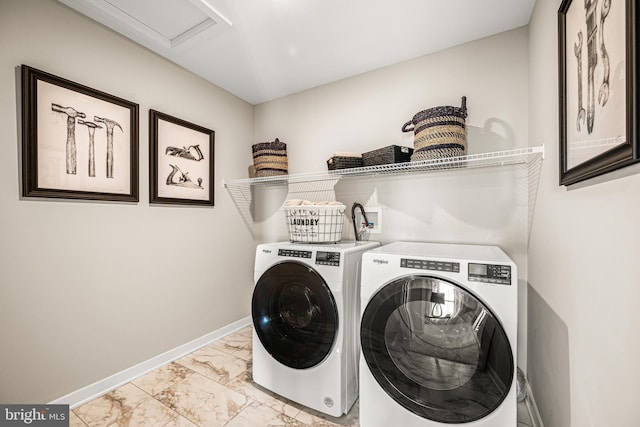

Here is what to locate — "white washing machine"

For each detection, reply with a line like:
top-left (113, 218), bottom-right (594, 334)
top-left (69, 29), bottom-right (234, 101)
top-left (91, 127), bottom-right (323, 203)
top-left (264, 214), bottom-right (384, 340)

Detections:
top-left (252, 240), bottom-right (380, 417)
top-left (359, 242), bottom-right (517, 426)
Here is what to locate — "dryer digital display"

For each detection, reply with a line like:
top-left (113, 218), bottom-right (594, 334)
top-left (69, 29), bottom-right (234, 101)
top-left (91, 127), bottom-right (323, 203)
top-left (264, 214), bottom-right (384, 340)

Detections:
top-left (468, 263), bottom-right (511, 285)
top-left (316, 251), bottom-right (340, 266)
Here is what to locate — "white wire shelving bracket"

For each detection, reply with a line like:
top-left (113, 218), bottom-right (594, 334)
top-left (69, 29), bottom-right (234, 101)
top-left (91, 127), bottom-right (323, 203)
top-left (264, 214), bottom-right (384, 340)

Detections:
top-left (223, 145), bottom-right (545, 235)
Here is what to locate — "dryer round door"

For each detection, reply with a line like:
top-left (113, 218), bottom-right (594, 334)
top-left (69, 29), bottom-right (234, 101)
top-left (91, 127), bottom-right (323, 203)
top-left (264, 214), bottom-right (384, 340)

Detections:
top-left (252, 261), bottom-right (338, 369)
top-left (361, 275), bottom-right (514, 424)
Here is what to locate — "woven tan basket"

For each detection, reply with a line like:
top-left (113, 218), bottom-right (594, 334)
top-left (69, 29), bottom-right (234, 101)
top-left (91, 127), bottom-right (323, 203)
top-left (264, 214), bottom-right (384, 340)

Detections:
top-left (402, 97), bottom-right (468, 162)
top-left (252, 138), bottom-right (288, 177)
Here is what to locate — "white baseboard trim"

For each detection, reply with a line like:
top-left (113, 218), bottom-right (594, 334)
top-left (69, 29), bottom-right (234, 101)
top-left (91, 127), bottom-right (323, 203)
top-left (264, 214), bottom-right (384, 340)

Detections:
top-left (49, 316), bottom-right (252, 409)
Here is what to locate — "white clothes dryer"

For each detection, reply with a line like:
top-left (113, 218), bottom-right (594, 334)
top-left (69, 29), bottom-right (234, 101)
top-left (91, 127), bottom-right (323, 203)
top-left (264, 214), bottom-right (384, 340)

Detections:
top-left (252, 240), bottom-right (380, 417)
top-left (359, 242), bottom-right (517, 426)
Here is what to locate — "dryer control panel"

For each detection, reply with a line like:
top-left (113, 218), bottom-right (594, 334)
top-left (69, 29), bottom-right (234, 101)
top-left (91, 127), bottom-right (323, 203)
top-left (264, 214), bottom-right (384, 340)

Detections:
top-left (276, 249), bottom-right (341, 266)
top-left (468, 263), bottom-right (512, 285)
top-left (278, 249), bottom-right (312, 259)
top-left (315, 251), bottom-right (341, 266)
top-left (400, 258), bottom-right (460, 272)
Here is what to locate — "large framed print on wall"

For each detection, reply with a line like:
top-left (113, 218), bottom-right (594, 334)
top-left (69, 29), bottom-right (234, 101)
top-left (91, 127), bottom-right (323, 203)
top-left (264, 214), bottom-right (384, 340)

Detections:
top-left (558, 0), bottom-right (638, 186)
top-left (149, 110), bottom-right (215, 206)
top-left (21, 65), bottom-right (139, 201)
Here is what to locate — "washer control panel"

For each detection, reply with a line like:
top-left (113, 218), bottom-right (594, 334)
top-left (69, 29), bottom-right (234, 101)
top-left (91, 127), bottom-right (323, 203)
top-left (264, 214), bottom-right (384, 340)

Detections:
top-left (400, 258), bottom-right (460, 273)
top-left (278, 249), bottom-right (312, 259)
top-left (315, 251), bottom-right (341, 266)
top-left (468, 263), bottom-right (512, 285)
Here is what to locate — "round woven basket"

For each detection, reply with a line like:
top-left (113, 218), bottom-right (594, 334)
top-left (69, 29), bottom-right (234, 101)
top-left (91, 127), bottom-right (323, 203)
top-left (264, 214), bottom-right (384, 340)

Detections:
top-left (402, 96), bottom-right (467, 162)
top-left (252, 138), bottom-right (288, 177)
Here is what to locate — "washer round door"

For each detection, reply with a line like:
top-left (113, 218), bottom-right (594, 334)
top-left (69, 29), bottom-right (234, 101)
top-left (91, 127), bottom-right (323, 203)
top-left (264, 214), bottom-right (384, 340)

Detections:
top-left (252, 261), bottom-right (338, 369)
top-left (361, 275), bottom-right (514, 424)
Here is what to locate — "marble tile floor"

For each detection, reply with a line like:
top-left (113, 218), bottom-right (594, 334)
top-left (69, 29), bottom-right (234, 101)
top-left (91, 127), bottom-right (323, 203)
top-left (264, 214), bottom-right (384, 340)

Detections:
top-left (69, 325), bottom-right (535, 427)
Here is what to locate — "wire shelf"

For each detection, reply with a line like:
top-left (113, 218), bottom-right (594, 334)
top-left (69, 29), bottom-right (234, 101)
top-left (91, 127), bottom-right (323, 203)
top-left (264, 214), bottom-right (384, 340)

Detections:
top-left (225, 146), bottom-right (543, 187)
top-left (223, 145), bottom-right (545, 236)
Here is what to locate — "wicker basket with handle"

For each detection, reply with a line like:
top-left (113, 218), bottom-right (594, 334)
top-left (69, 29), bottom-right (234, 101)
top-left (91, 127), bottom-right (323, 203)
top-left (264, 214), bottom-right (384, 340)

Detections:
top-left (402, 96), bottom-right (468, 162)
top-left (252, 138), bottom-right (288, 177)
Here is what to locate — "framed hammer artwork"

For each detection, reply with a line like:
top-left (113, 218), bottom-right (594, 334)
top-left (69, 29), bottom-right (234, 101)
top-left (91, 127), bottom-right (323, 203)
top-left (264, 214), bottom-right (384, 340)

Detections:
top-left (149, 110), bottom-right (215, 206)
top-left (558, 0), bottom-right (638, 186)
top-left (21, 65), bottom-right (139, 201)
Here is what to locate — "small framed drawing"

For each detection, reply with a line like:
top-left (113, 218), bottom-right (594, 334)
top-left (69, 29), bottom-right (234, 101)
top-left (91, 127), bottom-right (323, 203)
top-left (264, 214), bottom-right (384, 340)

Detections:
top-left (21, 65), bottom-right (139, 201)
top-left (149, 110), bottom-right (215, 206)
top-left (558, 0), bottom-right (638, 186)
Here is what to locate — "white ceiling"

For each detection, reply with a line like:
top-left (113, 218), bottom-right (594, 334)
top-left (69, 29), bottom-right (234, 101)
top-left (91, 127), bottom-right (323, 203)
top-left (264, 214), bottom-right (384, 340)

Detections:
top-left (58, 0), bottom-right (535, 105)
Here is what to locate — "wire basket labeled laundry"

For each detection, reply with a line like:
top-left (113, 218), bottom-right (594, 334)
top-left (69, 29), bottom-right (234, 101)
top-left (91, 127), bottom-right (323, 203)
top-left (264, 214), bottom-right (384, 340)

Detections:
top-left (284, 201), bottom-right (346, 243)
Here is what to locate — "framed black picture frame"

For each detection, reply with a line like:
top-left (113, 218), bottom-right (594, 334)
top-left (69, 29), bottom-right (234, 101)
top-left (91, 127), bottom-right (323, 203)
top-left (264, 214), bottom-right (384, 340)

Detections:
top-left (149, 110), bottom-right (215, 206)
top-left (558, 0), bottom-right (638, 186)
top-left (21, 65), bottom-right (139, 201)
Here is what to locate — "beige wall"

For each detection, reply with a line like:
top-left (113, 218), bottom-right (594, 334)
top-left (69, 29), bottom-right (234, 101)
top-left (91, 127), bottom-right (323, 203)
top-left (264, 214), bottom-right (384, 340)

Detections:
top-left (528, 1), bottom-right (640, 426)
top-left (255, 28), bottom-right (530, 171)
top-left (253, 27), bottom-right (531, 248)
top-left (0, 0), bottom-right (254, 403)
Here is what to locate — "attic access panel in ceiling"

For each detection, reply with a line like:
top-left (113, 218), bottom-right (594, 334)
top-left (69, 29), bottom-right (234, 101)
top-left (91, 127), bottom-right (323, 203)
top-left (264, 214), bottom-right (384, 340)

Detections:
top-left (58, 0), bottom-right (231, 53)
